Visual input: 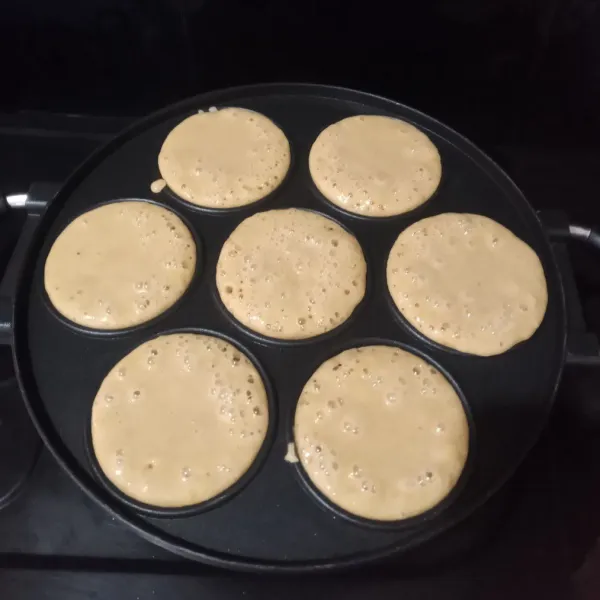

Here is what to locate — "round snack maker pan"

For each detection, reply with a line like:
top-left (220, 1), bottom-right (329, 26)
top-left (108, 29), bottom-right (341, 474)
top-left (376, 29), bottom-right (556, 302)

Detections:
top-left (1, 83), bottom-right (598, 573)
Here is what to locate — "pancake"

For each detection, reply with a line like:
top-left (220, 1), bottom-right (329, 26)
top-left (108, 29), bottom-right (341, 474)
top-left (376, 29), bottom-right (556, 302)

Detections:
top-left (387, 213), bottom-right (548, 356)
top-left (158, 107), bottom-right (290, 208)
top-left (91, 333), bottom-right (269, 508)
top-left (44, 201), bottom-right (196, 330)
top-left (294, 345), bottom-right (468, 521)
top-left (216, 208), bottom-right (366, 340)
top-left (309, 115), bottom-right (441, 217)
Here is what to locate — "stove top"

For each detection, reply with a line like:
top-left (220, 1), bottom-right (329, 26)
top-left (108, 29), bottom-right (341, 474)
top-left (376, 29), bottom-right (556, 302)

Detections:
top-left (0, 112), bottom-right (599, 600)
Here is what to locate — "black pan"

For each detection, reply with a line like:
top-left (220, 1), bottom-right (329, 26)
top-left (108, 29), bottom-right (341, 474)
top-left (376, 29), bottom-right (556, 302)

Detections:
top-left (1, 84), bottom-right (598, 573)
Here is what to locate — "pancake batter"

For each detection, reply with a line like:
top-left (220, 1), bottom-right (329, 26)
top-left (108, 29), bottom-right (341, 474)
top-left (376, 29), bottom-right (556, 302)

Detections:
top-left (216, 208), bottom-right (367, 340)
top-left (91, 333), bottom-right (269, 507)
top-left (309, 115), bottom-right (441, 217)
top-left (386, 213), bottom-right (548, 355)
top-left (158, 107), bottom-right (290, 208)
top-left (294, 345), bottom-right (469, 521)
top-left (44, 201), bottom-right (196, 330)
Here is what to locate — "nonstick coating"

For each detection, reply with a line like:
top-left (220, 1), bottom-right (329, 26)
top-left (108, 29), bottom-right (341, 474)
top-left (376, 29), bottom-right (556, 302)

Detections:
top-left (13, 84), bottom-right (566, 572)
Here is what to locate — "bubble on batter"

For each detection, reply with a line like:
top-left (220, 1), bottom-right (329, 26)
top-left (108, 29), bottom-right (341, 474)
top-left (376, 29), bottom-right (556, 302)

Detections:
top-left (343, 421), bottom-right (360, 435)
top-left (417, 471), bottom-right (434, 486)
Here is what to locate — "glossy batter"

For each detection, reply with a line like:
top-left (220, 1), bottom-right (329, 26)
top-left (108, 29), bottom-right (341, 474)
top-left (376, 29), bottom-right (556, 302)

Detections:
top-left (309, 115), bottom-right (441, 217)
top-left (158, 107), bottom-right (290, 208)
top-left (216, 208), bottom-right (367, 340)
top-left (387, 213), bottom-right (548, 355)
top-left (294, 346), bottom-right (469, 521)
top-left (91, 334), bottom-right (269, 507)
top-left (44, 201), bottom-right (196, 330)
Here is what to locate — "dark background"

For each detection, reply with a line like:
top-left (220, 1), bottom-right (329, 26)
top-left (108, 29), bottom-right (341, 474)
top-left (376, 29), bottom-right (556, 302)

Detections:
top-left (3, 0), bottom-right (600, 147)
top-left (1, 2), bottom-right (600, 598)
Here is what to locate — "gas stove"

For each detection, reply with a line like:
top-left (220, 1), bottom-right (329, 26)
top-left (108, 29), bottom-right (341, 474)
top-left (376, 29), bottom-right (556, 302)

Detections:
top-left (0, 114), bottom-right (599, 600)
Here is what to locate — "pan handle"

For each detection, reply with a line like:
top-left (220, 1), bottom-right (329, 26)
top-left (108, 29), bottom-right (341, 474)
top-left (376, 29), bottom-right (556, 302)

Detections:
top-left (539, 210), bottom-right (600, 367)
top-left (0, 183), bottom-right (58, 346)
